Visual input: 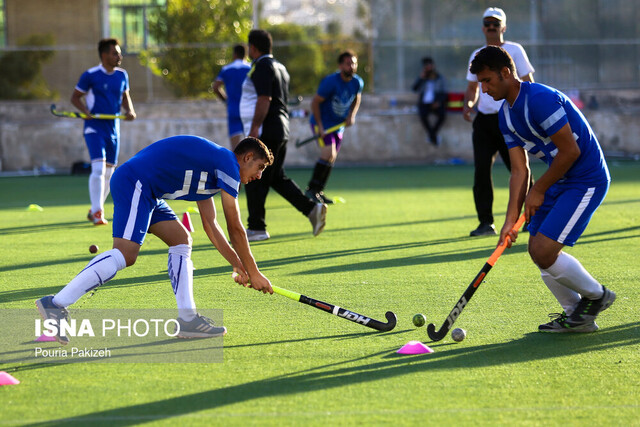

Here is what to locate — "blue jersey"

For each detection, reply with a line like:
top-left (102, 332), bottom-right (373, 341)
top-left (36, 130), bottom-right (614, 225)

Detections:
top-left (499, 82), bottom-right (609, 185)
top-left (75, 64), bottom-right (129, 139)
top-left (310, 72), bottom-right (364, 130)
top-left (122, 135), bottom-right (241, 201)
top-left (216, 59), bottom-right (251, 120)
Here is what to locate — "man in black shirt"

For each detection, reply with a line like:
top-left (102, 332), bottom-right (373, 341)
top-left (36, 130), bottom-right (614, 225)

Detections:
top-left (239, 29), bottom-right (327, 242)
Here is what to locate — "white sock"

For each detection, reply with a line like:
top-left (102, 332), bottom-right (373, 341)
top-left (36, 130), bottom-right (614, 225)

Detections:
top-left (102, 165), bottom-right (115, 205)
top-left (53, 249), bottom-right (126, 307)
top-left (542, 252), bottom-right (604, 301)
top-left (89, 160), bottom-right (105, 213)
top-left (168, 244), bottom-right (196, 322)
top-left (540, 268), bottom-right (581, 315)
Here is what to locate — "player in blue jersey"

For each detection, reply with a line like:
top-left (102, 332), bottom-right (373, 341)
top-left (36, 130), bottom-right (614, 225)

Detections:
top-left (71, 38), bottom-right (136, 226)
top-left (469, 46), bottom-right (615, 333)
top-left (36, 136), bottom-right (274, 345)
top-left (213, 45), bottom-right (251, 149)
top-left (305, 50), bottom-right (364, 204)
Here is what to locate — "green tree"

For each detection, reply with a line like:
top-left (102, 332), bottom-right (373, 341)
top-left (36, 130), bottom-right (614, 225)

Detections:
top-left (142, 0), bottom-right (253, 98)
top-left (0, 34), bottom-right (56, 99)
top-left (263, 23), bottom-right (325, 96)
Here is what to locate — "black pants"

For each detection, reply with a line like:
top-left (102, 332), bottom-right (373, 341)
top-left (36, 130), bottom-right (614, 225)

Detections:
top-left (471, 112), bottom-right (512, 225)
top-left (245, 137), bottom-right (314, 231)
top-left (418, 102), bottom-right (446, 141)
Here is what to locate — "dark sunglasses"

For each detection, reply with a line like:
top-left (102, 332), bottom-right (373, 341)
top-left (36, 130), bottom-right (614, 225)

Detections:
top-left (483, 20), bottom-right (502, 28)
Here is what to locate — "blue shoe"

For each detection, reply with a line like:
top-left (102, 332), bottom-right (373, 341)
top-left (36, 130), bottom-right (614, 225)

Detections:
top-left (35, 295), bottom-right (70, 345)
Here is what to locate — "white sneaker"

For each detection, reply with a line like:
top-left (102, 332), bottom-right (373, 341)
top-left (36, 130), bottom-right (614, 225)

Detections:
top-left (246, 229), bottom-right (270, 242)
top-left (308, 202), bottom-right (327, 236)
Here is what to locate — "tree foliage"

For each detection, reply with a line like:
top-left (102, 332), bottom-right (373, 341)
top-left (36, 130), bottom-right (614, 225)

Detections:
top-left (0, 34), bottom-right (57, 100)
top-left (142, 0), bottom-right (253, 98)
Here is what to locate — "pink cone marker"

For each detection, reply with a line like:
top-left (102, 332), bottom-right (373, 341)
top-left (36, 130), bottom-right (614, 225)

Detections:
top-left (0, 371), bottom-right (20, 386)
top-left (35, 334), bottom-right (57, 342)
top-left (396, 340), bottom-right (434, 354)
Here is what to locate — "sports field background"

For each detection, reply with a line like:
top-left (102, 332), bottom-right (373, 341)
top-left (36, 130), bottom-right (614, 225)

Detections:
top-left (0, 163), bottom-right (638, 425)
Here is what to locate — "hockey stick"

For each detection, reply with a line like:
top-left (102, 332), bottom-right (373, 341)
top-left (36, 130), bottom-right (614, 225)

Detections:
top-left (295, 122), bottom-right (346, 148)
top-left (426, 214), bottom-right (526, 341)
top-left (50, 104), bottom-right (126, 120)
top-left (272, 285), bottom-right (397, 332)
top-left (233, 274), bottom-right (396, 331)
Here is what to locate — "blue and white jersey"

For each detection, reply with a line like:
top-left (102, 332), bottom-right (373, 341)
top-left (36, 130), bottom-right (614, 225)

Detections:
top-left (75, 64), bottom-right (129, 138)
top-left (499, 82), bottom-right (609, 184)
top-left (310, 72), bottom-right (364, 130)
top-left (122, 135), bottom-right (240, 201)
top-left (216, 59), bottom-right (251, 120)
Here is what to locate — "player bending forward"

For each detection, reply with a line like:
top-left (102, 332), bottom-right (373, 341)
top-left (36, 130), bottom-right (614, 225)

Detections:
top-left (36, 136), bottom-right (274, 345)
top-left (470, 46), bottom-right (615, 332)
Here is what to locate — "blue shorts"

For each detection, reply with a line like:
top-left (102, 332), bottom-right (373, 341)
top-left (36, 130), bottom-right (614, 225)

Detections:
top-left (527, 180), bottom-right (609, 246)
top-left (228, 116), bottom-right (244, 138)
top-left (311, 124), bottom-right (344, 151)
top-left (110, 164), bottom-right (178, 245)
top-left (85, 132), bottom-right (119, 165)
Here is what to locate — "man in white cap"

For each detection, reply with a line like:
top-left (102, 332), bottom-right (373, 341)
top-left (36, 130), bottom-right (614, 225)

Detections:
top-left (463, 7), bottom-right (535, 236)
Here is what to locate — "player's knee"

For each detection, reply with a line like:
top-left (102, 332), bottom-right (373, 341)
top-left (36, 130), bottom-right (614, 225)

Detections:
top-left (91, 161), bottom-right (105, 178)
top-left (528, 244), bottom-right (555, 269)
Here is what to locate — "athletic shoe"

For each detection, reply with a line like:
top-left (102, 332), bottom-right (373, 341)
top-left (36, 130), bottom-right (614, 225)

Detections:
top-left (246, 229), bottom-right (270, 242)
top-left (305, 188), bottom-right (324, 204)
top-left (565, 286), bottom-right (616, 328)
top-left (308, 202), bottom-right (327, 236)
top-left (538, 312), bottom-right (598, 333)
top-left (92, 210), bottom-right (108, 226)
top-left (470, 223), bottom-right (496, 236)
top-left (317, 191), bottom-right (334, 205)
top-left (87, 209), bottom-right (94, 222)
top-left (35, 295), bottom-right (70, 345)
top-left (174, 314), bottom-right (227, 338)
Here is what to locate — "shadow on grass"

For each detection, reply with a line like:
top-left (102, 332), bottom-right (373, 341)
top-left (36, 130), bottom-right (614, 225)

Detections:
top-left (0, 220), bottom-right (89, 236)
top-left (23, 321), bottom-right (639, 426)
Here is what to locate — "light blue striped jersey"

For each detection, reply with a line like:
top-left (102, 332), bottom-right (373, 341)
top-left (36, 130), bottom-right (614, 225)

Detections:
top-left (499, 82), bottom-right (609, 184)
top-left (122, 135), bottom-right (240, 201)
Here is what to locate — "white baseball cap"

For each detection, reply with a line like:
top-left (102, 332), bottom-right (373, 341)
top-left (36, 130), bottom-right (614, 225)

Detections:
top-left (483, 7), bottom-right (506, 25)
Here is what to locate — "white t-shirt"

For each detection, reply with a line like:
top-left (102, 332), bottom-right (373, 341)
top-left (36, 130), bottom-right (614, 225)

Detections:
top-left (466, 41), bottom-right (535, 114)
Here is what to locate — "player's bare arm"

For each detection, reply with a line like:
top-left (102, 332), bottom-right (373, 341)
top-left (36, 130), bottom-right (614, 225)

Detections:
top-left (462, 81), bottom-right (479, 122)
top-left (310, 94), bottom-right (326, 136)
top-left (122, 90), bottom-right (136, 121)
top-left (525, 122), bottom-right (580, 220)
top-left (212, 80), bottom-right (227, 103)
top-left (220, 190), bottom-right (273, 294)
top-left (249, 95), bottom-right (270, 138)
top-left (345, 93), bottom-right (362, 127)
top-left (70, 89), bottom-right (92, 119)
top-left (499, 145), bottom-right (530, 247)
top-left (196, 198), bottom-right (245, 275)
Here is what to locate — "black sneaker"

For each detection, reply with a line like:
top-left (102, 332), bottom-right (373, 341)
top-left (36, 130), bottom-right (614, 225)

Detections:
top-left (174, 314), bottom-right (227, 338)
top-left (35, 295), bottom-right (70, 345)
top-left (470, 223), bottom-right (496, 236)
top-left (304, 188), bottom-right (323, 204)
top-left (317, 191), bottom-right (334, 204)
top-left (538, 312), bottom-right (598, 333)
top-left (565, 286), bottom-right (616, 328)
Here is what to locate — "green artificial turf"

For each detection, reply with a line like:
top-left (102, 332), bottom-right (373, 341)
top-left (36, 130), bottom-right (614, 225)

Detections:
top-left (1, 163), bottom-right (639, 426)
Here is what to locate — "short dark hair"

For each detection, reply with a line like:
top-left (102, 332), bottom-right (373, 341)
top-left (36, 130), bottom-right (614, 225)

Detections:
top-left (469, 45), bottom-right (516, 76)
top-left (422, 56), bottom-right (434, 66)
top-left (233, 44), bottom-right (246, 59)
top-left (338, 50), bottom-right (357, 64)
top-left (248, 29), bottom-right (272, 55)
top-left (234, 137), bottom-right (274, 165)
top-left (98, 38), bottom-right (119, 58)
